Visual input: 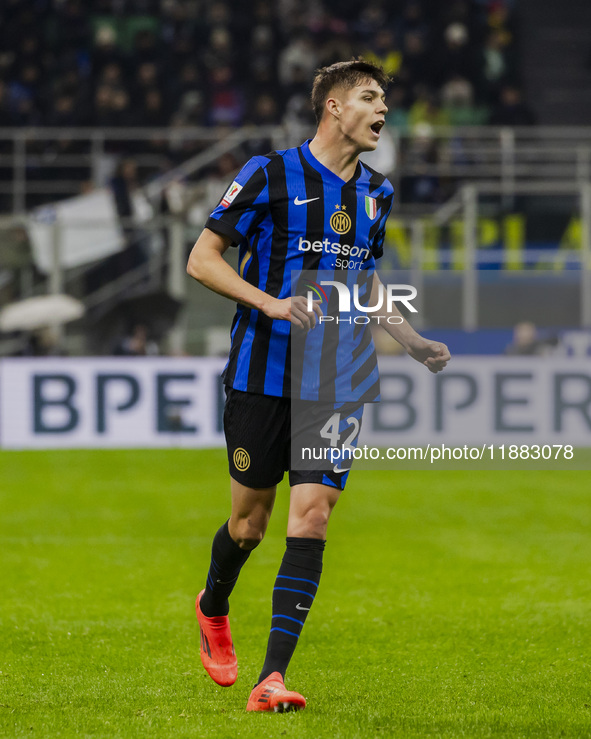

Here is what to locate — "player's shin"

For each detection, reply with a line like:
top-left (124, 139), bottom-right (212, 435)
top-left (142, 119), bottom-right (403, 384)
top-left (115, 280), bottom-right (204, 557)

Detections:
top-left (257, 537), bottom-right (325, 684)
top-left (199, 520), bottom-right (252, 617)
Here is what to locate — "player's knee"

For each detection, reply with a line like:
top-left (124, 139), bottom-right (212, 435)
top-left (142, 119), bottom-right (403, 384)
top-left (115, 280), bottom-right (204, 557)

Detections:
top-left (232, 520), bottom-right (266, 550)
top-left (236, 534), bottom-right (263, 550)
top-left (296, 507), bottom-right (330, 538)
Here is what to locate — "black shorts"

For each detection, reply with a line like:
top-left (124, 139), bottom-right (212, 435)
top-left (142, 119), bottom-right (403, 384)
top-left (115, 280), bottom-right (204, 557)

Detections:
top-left (223, 387), bottom-right (365, 491)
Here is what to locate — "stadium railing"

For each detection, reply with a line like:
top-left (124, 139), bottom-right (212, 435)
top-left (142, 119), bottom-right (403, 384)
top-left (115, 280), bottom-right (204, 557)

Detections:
top-left (1, 125), bottom-right (591, 356)
top-left (1, 180), bottom-right (590, 357)
top-left (396, 182), bottom-right (591, 330)
top-left (2, 125), bottom-right (591, 213)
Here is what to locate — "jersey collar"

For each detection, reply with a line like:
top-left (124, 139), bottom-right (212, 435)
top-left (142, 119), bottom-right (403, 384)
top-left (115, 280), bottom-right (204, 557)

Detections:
top-left (300, 139), bottom-right (362, 186)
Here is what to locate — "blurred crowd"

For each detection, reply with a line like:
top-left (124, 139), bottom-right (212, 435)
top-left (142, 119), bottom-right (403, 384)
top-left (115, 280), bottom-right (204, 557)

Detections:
top-left (0, 0), bottom-right (528, 131)
top-left (0, 0), bottom-right (536, 212)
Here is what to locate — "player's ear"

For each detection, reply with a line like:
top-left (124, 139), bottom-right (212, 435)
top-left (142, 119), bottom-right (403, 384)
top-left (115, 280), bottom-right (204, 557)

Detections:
top-left (325, 96), bottom-right (341, 119)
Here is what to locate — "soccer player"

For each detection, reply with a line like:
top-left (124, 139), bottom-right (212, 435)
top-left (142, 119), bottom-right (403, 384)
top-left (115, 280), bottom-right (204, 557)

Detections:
top-left (187, 60), bottom-right (450, 713)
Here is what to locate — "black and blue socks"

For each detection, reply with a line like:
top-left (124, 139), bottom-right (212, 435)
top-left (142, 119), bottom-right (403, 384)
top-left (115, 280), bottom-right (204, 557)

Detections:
top-left (257, 537), bottom-right (325, 684)
top-left (199, 521), bottom-right (252, 617)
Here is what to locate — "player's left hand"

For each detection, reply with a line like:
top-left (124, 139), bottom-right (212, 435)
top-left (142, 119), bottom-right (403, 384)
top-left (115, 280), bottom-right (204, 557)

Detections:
top-left (407, 339), bottom-right (451, 373)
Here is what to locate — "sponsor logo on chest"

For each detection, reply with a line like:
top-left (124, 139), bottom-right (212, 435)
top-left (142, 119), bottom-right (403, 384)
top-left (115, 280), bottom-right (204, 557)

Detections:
top-left (297, 237), bottom-right (370, 263)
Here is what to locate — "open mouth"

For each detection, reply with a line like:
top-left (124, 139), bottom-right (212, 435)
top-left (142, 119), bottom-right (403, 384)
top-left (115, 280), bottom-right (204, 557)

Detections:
top-left (370, 121), bottom-right (384, 135)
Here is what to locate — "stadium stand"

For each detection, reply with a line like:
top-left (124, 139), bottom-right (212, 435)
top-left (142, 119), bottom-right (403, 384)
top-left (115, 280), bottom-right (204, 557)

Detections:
top-left (0, 0), bottom-right (531, 215)
top-left (0, 1), bottom-right (522, 129)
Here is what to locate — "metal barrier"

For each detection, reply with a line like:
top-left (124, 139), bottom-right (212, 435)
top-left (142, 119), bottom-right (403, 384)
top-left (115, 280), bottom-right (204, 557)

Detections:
top-left (1, 179), bottom-right (590, 357)
top-left (0, 125), bottom-right (292, 214)
top-left (1, 123), bottom-right (591, 355)
top-left (389, 182), bottom-right (591, 331)
top-left (2, 125), bottom-right (591, 214)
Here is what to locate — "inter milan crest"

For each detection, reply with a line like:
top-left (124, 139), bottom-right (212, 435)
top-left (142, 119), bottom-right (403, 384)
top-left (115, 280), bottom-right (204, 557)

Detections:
top-left (233, 447), bottom-right (250, 471)
top-left (330, 205), bottom-right (351, 234)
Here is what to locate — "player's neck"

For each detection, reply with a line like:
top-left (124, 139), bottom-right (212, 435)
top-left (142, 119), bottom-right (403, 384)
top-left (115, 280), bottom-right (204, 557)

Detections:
top-left (308, 133), bottom-right (360, 183)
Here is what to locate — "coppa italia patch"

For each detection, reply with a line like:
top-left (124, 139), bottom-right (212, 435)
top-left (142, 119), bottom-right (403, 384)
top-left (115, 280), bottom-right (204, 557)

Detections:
top-left (221, 181), bottom-right (243, 208)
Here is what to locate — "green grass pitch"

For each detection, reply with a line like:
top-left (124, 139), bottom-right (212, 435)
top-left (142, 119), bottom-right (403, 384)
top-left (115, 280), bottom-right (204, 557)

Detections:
top-left (1, 450), bottom-right (590, 738)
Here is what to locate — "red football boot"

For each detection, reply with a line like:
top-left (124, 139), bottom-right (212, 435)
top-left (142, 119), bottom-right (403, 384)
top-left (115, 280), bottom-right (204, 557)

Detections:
top-left (195, 589), bottom-right (237, 687)
top-left (246, 672), bottom-right (306, 712)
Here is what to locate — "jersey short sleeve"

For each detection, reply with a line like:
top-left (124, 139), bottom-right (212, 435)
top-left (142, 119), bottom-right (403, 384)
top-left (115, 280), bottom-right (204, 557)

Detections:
top-left (206, 157), bottom-right (270, 246)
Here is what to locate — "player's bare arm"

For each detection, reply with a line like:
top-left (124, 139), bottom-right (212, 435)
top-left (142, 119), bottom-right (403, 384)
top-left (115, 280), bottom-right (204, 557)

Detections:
top-left (371, 273), bottom-right (450, 373)
top-left (187, 228), bottom-right (321, 329)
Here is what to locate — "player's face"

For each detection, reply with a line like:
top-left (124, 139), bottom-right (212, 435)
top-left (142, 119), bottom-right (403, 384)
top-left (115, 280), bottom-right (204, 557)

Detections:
top-left (336, 79), bottom-right (388, 152)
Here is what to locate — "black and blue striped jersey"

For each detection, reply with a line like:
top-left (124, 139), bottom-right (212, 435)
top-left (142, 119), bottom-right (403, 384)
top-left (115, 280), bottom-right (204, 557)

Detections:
top-left (206, 139), bottom-right (394, 400)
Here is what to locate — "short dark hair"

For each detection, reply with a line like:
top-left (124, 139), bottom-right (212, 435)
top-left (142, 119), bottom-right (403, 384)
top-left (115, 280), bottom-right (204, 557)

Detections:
top-left (310, 59), bottom-right (390, 124)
